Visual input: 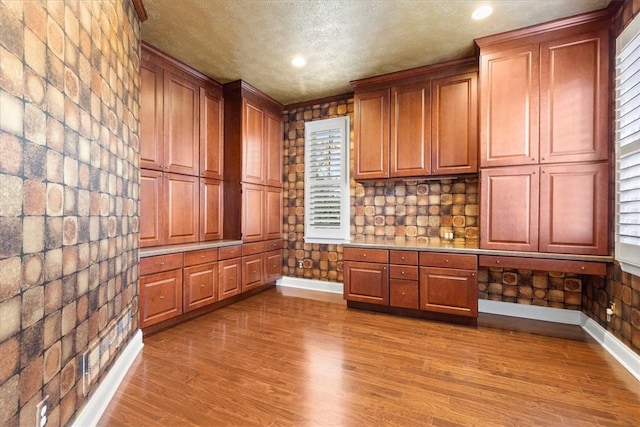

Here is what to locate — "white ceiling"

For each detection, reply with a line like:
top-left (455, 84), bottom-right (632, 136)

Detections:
top-left (141, 0), bottom-right (611, 106)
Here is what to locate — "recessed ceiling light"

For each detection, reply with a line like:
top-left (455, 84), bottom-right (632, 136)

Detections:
top-left (472, 5), bottom-right (493, 20)
top-left (291, 55), bottom-right (306, 68)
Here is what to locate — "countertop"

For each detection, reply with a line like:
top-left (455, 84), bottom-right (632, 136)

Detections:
top-left (344, 236), bottom-right (613, 263)
top-left (140, 240), bottom-right (243, 258)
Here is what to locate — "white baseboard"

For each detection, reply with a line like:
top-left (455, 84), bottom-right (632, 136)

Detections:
top-left (478, 299), bottom-right (583, 325)
top-left (581, 316), bottom-right (640, 382)
top-left (276, 276), bottom-right (344, 294)
top-left (73, 329), bottom-right (144, 427)
top-left (479, 299), bottom-right (639, 382)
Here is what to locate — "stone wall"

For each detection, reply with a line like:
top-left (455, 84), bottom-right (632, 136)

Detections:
top-left (0, 1), bottom-right (141, 425)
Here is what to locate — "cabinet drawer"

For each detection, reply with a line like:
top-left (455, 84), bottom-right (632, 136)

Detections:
top-left (140, 253), bottom-right (183, 276)
top-left (419, 252), bottom-right (477, 270)
top-left (265, 239), bottom-right (283, 252)
top-left (243, 241), bottom-right (265, 256)
top-left (242, 253), bottom-right (264, 291)
top-left (140, 269), bottom-right (183, 328)
top-left (478, 255), bottom-right (607, 276)
top-left (389, 265), bottom-right (419, 280)
top-left (389, 250), bottom-right (418, 265)
top-left (389, 280), bottom-right (419, 309)
top-left (219, 245), bottom-right (242, 260)
top-left (184, 248), bottom-right (218, 267)
top-left (343, 247), bottom-right (388, 263)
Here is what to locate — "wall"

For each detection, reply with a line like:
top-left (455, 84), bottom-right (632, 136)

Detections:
top-left (0, 1), bottom-right (141, 426)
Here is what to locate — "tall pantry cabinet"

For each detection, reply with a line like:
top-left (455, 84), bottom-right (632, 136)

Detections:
top-left (476, 13), bottom-right (611, 255)
top-left (223, 80), bottom-right (284, 290)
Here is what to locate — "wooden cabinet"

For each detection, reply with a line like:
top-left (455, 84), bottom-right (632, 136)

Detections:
top-left (391, 83), bottom-right (430, 177)
top-left (419, 253), bottom-right (478, 318)
top-left (183, 249), bottom-right (218, 313)
top-left (218, 245), bottom-right (242, 301)
top-left (200, 86), bottom-right (224, 180)
top-left (242, 253), bottom-right (264, 291)
top-left (140, 43), bottom-right (225, 249)
top-left (265, 186), bottom-right (283, 241)
top-left (343, 248), bottom-right (389, 305)
top-left (139, 254), bottom-right (184, 328)
top-left (264, 249), bottom-right (283, 283)
top-left (165, 173), bottom-right (199, 245)
top-left (223, 80), bottom-right (284, 241)
top-left (140, 169), bottom-right (164, 248)
top-left (431, 72), bottom-right (478, 175)
top-left (200, 178), bottom-right (223, 241)
top-left (352, 59), bottom-right (478, 181)
top-left (480, 163), bottom-right (608, 255)
top-left (354, 89), bottom-right (390, 179)
top-left (478, 25), bottom-right (609, 167)
top-left (477, 18), bottom-right (610, 256)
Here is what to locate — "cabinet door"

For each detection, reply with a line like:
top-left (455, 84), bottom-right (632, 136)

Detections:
top-left (539, 162), bottom-right (608, 255)
top-left (354, 89), bottom-right (390, 179)
top-left (265, 186), bottom-right (282, 241)
top-left (200, 86), bottom-right (224, 179)
top-left (540, 30), bottom-right (609, 164)
top-left (264, 249), bottom-right (282, 283)
top-left (242, 183), bottom-right (265, 242)
top-left (140, 60), bottom-right (164, 171)
top-left (164, 71), bottom-right (199, 175)
top-left (200, 178), bottom-right (223, 241)
top-left (480, 45), bottom-right (539, 167)
top-left (431, 72), bottom-right (478, 175)
top-left (480, 166), bottom-right (539, 252)
top-left (391, 82), bottom-right (431, 177)
top-left (218, 257), bottom-right (241, 300)
top-left (140, 169), bottom-right (164, 247)
top-left (344, 261), bottom-right (389, 305)
top-left (183, 262), bottom-right (217, 312)
top-left (140, 269), bottom-right (183, 328)
top-left (242, 253), bottom-right (264, 291)
top-left (265, 110), bottom-right (283, 187)
top-left (419, 267), bottom-right (477, 317)
top-left (242, 100), bottom-right (265, 184)
top-left (165, 173), bottom-right (199, 245)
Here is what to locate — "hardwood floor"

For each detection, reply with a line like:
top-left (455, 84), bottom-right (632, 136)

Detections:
top-left (99, 287), bottom-right (640, 426)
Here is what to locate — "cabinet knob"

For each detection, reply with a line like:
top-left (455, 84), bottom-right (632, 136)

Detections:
top-left (401, 271), bottom-right (405, 275)
top-left (159, 262), bottom-right (165, 266)
top-left (401, 256), bottom-right (405, 260)
top-left (445, 259), bottom-right (449, 263)
top-left (496, 260), bottom-right (500, 264)
top-left (159, 295), bottom-right (165, 299)
top-left (200, 284), bottom-right (205, 288)
top-left (401, 292), bottom-right (405, 296)
top-left (200, 255), bottom-right (205, 258)
top-left (471, 273), bottom-right (475, 277)
top-left (363, 254), bottom-right (367, 258)
top-left (581, 266), bottom-right (585, 271)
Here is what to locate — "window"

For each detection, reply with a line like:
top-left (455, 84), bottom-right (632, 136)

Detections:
top-left (615, 14), bottom-right (640, 275)
top-left (304, 117), bottom-right (350, 243)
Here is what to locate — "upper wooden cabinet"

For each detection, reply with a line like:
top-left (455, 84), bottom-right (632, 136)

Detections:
top-left (477, 20), bottom-right (610, 167)
top-left (140, 43), bottom-right (224, 177)
top-left (352, 59), bottom-right (478, 180)
top-left (200, 86), bottom-right (224, 180)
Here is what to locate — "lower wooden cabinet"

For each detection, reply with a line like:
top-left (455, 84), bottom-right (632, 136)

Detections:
top-left (419, 267), bottom-right (477, 317)
top-left (264, 249), bottom-right (283, 283)
top-left (218, 257), bottom-right (241, 300)
top-left (140, 268), bottom-right (183, 329)
top-left (343, 247), bottom-right (479, 321)
top-left (343, 261), bottom-right (389, 305)
top-left (242, 253), bottom-right (264, 291)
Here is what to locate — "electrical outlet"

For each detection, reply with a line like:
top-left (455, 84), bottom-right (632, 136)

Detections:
top-left (35, 395), bottom-right (49, 427)
top-left (298, 260), bottom-right (304, 268)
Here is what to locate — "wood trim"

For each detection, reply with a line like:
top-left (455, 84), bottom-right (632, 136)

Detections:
top-left (346, 300), bottom-right (477, 326)
top-left (475, 7), bottom-right (613, 49)
top-left (141, 42), bottom-right (222, 89)
top-left (351, 57), bottom-right (477, 90)
top-left (223, 80), bottom-right (283, 112)
top-left (478, 255), bottom-right (607, 276)
top-left (132, 0), bottom-right (148, 22)
top-left (284, 92), bottom-right (354, 111)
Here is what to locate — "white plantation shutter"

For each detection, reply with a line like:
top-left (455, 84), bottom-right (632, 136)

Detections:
top-left (616, 14), bottom-right (640, 275)
top-left (304, 117), bottom-right (350, 243)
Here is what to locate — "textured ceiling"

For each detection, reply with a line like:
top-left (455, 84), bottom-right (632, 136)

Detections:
top-left (141, 0), bottom-right (611, 105)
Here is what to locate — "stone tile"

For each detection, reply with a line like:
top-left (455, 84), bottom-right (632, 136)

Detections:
top-left (23, 179), bottom-right (46, 215)
top-left (23, 216), bottom-right (45, 254)
top-left (19, 355), bottom-right (43, 405)
top-left (46, 183), bottom-right (64, 216)
top-left (0, 46), bottom-right (23, 97)
top-left (0, 256), bottom-right (21, 302)
top-left (46, 117), bottom-right (65, 153)
top-left (59, 358), bottom-right (75, 398)
top-left (23, 142), bottom-right (46, 179)
top-left (0, 375), bottom-right (19, 426)
top-left (24, 103), bottom-right (47, 145)
top-left (43, 311), bottom-right (61, 350)
top-left (43, 341), bottom-right (61, 383)
top-left (20, 321), bottom-right (43, 368)
top-left (23, 253), bottom-right (44, 286)
top-left (0, 335), bottom-right (18, 384)
top-left (22, 285), bottom-right (44, 329)
top-left (0, 174), bottom-right (22, 216)
top-left (24, 0), bottom-right (47, 41)
top-left (24, 27), bottom-right (46, 77)
top-left (0, 132), bottom-right (23, 175)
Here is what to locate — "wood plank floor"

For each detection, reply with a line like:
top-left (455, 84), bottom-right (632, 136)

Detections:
top-left (98, 287), bottom-right (640, 426)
